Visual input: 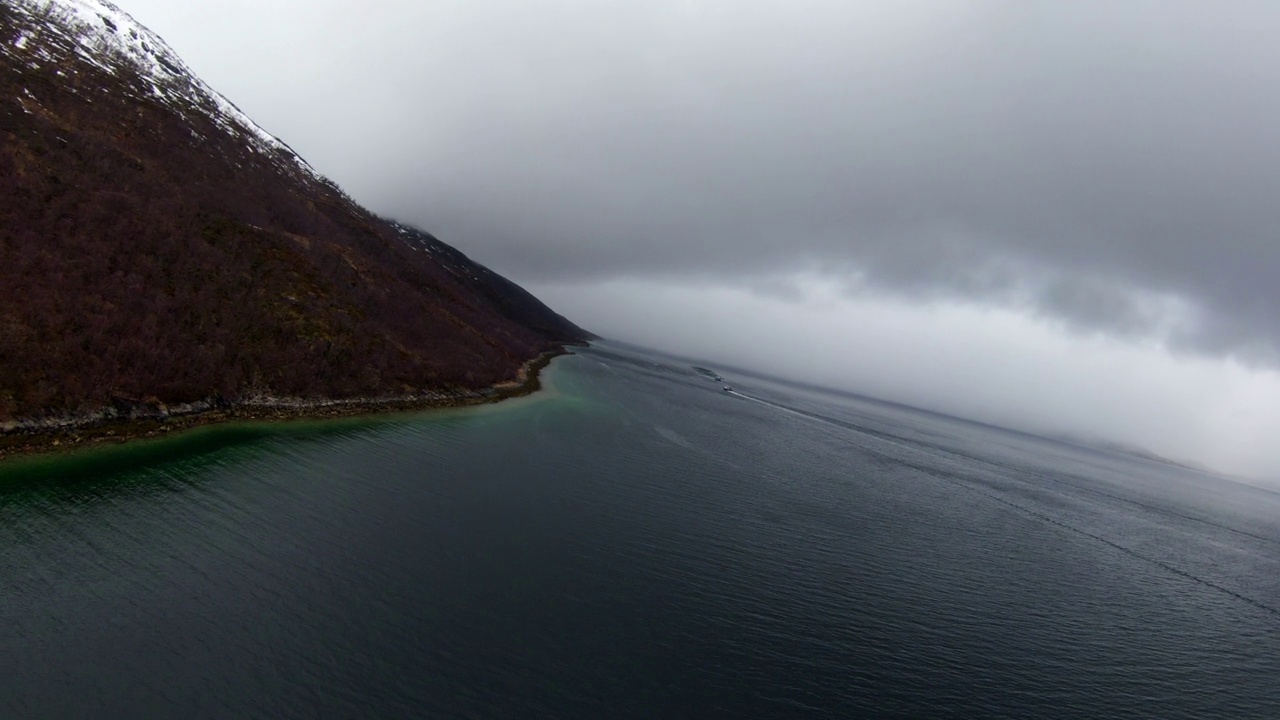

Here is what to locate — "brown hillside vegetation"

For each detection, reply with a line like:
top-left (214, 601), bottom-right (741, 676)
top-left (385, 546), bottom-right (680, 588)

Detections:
top-left (0, 1), bottom-right (590, 426)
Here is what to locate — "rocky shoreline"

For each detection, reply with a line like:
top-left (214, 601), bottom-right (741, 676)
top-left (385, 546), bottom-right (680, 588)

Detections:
top-left (0, 348), bottom-right (569, 462)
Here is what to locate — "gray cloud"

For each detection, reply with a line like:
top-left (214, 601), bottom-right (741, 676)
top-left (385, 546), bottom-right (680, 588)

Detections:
top-left (124, 0), bottom-right (1280, 362)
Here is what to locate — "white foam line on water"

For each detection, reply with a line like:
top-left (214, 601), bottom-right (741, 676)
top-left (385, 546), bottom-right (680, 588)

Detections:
top-left (725, 391), bottom-right (806, 419)
top-left (935, 466), bottom-right (1280, 620)
top-left (730, 387), bottom-right (1280, 620)
top-left (726, 390), bottom-right (920, 457)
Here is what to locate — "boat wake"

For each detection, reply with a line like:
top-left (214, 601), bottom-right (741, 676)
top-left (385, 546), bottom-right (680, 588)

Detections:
top-left (731, 387), bottom-right (1280, 621)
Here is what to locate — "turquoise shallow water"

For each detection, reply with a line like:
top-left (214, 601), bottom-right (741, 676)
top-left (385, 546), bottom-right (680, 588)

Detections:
top-left (2, 343), bottom-right (1278, 717)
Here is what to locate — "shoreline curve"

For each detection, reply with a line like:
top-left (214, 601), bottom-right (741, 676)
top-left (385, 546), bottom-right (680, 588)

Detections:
top-left (0, 347), bottom-right (572, 463)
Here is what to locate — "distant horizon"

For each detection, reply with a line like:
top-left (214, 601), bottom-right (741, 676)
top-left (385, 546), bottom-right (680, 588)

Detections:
top-left (589, 336), bottom-right (1230, 479)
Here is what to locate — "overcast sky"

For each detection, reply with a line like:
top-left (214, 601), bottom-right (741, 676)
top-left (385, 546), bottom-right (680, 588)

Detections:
top-left (116, 0), bottom-right (1280, 477)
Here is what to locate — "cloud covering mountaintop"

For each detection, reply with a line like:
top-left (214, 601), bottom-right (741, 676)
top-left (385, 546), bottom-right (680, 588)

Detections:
top-left (99, 0), bottom-right (1280, 474)
top-left (115, 1), bottom-right (1280, 361)
top-left (278, 0), bottom-right (1280, 363)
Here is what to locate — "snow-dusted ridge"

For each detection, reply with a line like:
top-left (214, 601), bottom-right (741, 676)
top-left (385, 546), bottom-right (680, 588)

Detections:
top-left (387, 220), bottom-right (493, 282)
top-left (10, 0), bottom-right (326, 186)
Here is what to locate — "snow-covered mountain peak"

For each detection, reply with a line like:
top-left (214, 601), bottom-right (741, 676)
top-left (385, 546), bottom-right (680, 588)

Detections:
top-left (8, 0), bottom-right (322, 184)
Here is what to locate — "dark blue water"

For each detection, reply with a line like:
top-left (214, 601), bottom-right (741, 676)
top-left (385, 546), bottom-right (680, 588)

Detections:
top-left (2, 342), bottom-right (1278, 718)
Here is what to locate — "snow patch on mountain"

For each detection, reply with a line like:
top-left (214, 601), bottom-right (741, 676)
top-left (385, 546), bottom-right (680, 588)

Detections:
top-left (10, 0), bottom-right (324, 185)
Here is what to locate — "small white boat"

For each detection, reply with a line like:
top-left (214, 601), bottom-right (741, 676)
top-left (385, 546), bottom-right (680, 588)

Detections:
top-left (723, 385), bottom-right (733, 392)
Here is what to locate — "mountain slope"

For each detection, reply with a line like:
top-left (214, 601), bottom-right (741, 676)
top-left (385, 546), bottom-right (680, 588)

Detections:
top-left (0, 0), bottom-right (590, 430)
